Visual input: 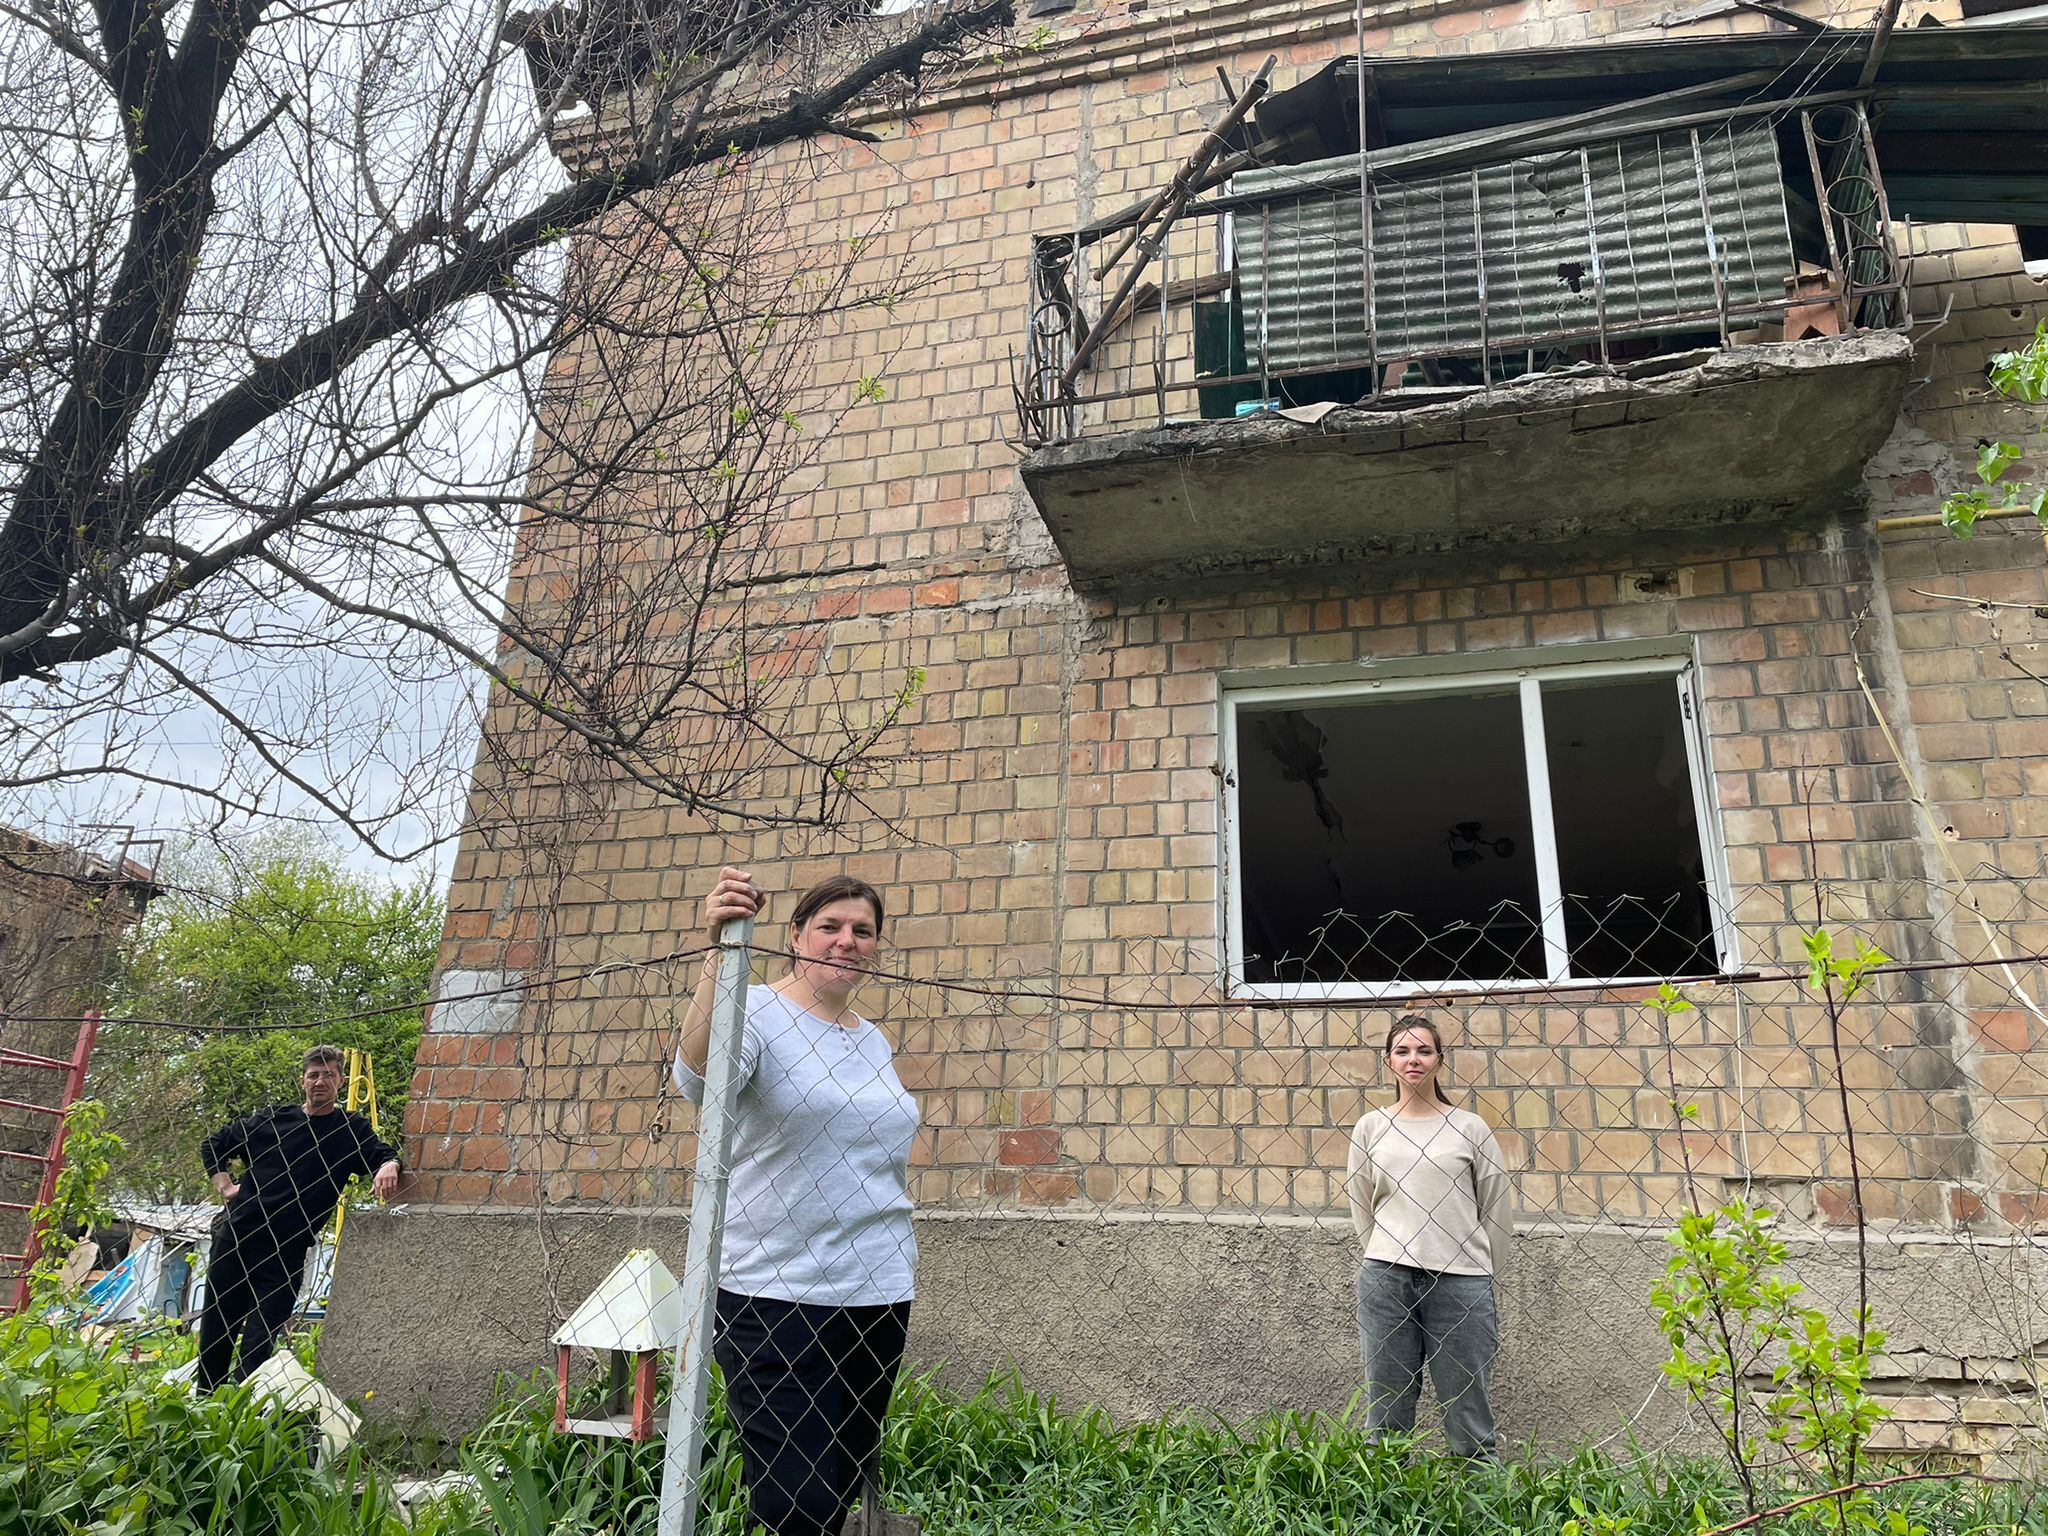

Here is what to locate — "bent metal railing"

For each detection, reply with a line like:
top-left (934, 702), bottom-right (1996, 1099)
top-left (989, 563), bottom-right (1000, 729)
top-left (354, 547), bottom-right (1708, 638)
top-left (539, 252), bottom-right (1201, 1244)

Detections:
top-left (1019, 99), bottom-right (1909, 448)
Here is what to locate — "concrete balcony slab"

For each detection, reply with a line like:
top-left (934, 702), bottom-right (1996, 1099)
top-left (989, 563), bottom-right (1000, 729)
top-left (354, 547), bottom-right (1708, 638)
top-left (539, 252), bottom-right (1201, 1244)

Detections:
top-left (1019, 332), bottom-right (1914, 595)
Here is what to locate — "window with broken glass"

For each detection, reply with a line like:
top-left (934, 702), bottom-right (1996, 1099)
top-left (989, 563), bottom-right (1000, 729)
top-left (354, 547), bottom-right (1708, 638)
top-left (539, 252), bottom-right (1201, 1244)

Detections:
top-left (1223, 656), bottom-right (1734, 994)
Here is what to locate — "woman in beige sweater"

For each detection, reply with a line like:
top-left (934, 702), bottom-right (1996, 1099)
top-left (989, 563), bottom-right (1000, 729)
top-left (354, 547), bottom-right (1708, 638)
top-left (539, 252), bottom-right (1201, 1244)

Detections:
top-left (1345, 1013), bottom-right (1512, 1457)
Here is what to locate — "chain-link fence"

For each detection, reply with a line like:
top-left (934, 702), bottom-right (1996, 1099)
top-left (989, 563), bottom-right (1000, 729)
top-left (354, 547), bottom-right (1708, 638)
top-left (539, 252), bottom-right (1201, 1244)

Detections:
top-left (361, 858), bottom-right (2040, 1531)
top-left (8, 864), bottom-right (2048, 1532)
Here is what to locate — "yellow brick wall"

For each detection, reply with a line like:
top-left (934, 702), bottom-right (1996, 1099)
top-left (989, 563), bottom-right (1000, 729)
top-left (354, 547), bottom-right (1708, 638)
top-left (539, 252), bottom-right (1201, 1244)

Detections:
top-left (408, 0), bottom-right (2048, 1268)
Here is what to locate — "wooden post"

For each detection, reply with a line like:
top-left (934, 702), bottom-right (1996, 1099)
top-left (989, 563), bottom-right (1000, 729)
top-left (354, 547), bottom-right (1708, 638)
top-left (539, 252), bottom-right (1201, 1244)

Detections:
top-left (633, 1351), bottom-right (660, 1440)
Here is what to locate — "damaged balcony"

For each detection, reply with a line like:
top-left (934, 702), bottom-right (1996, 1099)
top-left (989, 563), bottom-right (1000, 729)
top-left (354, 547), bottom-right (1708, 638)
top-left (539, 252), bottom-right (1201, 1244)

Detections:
top-left (1017, 48), bottom-right (1950, 593)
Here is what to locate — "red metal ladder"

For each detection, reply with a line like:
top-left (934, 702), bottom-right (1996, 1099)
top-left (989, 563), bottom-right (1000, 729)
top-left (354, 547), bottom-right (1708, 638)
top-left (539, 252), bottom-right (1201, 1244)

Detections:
top-left (0, 1009), bottom-right (102, 1313)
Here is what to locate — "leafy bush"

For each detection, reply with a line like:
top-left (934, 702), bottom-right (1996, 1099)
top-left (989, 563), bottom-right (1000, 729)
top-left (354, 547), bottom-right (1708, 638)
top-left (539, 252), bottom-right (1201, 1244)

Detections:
top-left (1, 1316), bottom-right (2039, 1536)
top-left (91, 837), bottom-right (441, 1202)
top-left (1942, 321), bottom-right (2048, 538)
top-left (0, 1319), bottom-right (736, 1536)
top-left (21, 1100), bottom-right (123, 1308)
top-left (878, 1374), bottom-right (2044, 1536)
top-left (0, 1320), bottom-right (406, 1534)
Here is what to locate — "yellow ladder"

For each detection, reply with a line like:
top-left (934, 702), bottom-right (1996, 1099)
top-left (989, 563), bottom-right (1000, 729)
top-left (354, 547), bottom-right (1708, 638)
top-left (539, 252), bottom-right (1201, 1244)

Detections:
top-left (326, 1047), bottom-right (383, 1252)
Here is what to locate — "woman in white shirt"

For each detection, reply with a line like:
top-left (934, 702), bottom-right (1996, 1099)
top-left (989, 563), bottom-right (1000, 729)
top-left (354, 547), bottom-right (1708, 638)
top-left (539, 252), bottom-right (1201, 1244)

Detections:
top-left (1345, 1013), bottom-right (1512, 1457)
top-left (674, 867), bottom-right (920, 1536)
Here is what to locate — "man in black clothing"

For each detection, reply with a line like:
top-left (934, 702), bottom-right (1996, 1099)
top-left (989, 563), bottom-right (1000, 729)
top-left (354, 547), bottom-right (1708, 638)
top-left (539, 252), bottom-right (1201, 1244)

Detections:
top-left (196, 1044), bottom-right (400, 1388)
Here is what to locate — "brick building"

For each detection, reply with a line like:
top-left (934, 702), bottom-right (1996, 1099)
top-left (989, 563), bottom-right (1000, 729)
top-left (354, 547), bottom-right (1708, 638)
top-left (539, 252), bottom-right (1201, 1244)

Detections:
top-left (329, 0), bottom-right (2048, 1459)
top-left (0, 831), bottom-right (155, 1284)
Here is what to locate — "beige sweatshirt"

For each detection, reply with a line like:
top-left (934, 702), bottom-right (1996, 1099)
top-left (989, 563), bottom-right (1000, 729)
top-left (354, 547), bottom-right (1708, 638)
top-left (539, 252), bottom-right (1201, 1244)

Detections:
top-left (1345, 1104), bottom-right (1513, 1277)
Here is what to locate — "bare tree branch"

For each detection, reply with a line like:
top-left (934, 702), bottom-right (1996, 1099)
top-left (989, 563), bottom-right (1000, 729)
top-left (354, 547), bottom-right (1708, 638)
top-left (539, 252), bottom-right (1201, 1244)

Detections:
top-left (0, 0), bottom-right (1015, 854)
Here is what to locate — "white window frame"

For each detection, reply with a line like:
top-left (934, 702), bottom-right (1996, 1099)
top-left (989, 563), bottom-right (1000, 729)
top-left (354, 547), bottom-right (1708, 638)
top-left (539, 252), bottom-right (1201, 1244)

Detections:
top-left (1220, 651), bottom-right (1739, 1001)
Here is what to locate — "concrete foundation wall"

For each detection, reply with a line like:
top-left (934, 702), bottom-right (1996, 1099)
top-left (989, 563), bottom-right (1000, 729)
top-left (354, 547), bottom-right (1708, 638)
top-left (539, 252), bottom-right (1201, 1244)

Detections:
top-left (323, 1205), bottom-right (2048, 1462)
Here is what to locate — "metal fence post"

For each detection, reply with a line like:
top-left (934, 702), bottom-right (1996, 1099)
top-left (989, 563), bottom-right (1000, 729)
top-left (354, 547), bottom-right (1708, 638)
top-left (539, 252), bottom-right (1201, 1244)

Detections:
top-left (657, 914), bottom-right (755, 1536)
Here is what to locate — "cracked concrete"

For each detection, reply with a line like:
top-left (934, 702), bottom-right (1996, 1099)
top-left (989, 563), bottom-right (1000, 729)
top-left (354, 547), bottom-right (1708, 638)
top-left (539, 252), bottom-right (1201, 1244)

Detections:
top-left (1022, 332), bottom-right (1915, 593)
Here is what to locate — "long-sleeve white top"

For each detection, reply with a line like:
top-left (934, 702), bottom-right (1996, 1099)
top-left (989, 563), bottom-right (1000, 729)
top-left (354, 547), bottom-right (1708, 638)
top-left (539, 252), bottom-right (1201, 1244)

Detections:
top-left (1345, 1104), bottom-right (1513, 1277)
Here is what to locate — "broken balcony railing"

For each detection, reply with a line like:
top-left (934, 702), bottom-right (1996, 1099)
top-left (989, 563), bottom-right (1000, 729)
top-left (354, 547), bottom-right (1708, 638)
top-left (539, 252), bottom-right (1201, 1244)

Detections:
top-left (1020, 100), bottom-right (1909, 446)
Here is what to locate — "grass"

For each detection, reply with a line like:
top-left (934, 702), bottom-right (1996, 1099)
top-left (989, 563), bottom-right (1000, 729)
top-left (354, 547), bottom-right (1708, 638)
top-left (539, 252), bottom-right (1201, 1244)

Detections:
top-left (1, 1316), bottom-right (2041, 1535)
top-left (878, 1375), bottom-right (2040, 1536)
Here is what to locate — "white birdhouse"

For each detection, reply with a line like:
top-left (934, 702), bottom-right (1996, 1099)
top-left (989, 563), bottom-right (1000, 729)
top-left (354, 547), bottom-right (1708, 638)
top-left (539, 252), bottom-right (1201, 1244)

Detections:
top-left (552, 1248), bottom-right (682, 1440)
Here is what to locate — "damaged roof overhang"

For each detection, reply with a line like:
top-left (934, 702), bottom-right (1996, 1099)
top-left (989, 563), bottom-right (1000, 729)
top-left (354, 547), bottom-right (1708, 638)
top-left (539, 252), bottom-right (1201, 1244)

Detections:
top-left (1259, 22), bottom-right (2048, 225)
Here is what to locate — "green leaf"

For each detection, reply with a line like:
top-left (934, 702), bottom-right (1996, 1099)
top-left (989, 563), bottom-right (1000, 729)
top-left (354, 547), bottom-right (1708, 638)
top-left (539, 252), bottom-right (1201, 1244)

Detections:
top-left (1987, 321), bottom-right (2048, 403)
top-left (1942, 490), bottom-right (1985, 538)
top-left (51, 1377), bottom-right (100, 1415)
top-left (1977, 440), bottom-right (2022, 484)
top-left (1804, 928), bottom-right (1832, 990)
top-left (1650, 981), bottom-right (1693, 1017)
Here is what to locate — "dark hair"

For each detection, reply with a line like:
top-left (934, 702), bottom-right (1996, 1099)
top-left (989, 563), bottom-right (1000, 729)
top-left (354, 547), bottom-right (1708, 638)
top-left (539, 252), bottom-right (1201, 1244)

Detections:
top-left (788, 875), bottom-right (885, 936)
top-left (302, 1044), bottom-right (346, 1073)
top-left (1384, 1013), bottom-right (1454, 1106)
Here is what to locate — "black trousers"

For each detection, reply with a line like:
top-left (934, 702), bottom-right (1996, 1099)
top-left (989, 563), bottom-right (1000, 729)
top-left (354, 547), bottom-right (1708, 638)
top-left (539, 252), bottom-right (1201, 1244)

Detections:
top-left (196, 1231), bottom-right (308, 1390)
top-left (713, 1290), bottom-right (911, 1536)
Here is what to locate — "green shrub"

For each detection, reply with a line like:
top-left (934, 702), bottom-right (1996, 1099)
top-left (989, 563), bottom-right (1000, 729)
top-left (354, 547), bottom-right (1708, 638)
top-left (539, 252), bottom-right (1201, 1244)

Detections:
top-left (0, 1319), bottom-right (407, 1534)
top-left (2, 1316), bottom-right (2037, 1536)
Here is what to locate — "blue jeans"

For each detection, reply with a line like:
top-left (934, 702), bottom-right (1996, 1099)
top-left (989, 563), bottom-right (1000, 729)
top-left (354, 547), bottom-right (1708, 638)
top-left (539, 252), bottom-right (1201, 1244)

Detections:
top-left (1355, 1258), bottom-right (1499, 1457)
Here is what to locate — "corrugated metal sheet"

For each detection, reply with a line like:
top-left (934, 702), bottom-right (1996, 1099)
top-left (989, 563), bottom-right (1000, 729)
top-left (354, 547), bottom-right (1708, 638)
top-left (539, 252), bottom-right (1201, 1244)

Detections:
top-left (1253, 26), bottom-right (2048, 230)
top-left (1234, 121), bottom-right (1794, 371)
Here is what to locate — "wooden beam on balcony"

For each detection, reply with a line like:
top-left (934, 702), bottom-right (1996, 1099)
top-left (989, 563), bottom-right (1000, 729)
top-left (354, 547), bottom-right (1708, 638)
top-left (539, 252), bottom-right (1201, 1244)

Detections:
top-left (1099, 272), bottom-right (1237, 340)
top-left (1061, 56), bottom-right (1277, 394)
